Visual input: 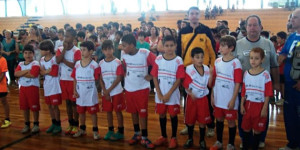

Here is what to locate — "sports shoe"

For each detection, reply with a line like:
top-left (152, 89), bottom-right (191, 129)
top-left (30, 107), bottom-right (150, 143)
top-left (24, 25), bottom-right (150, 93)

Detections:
top-left (276, 99), bottom-right (284, 106)
top-left (110, 132), bottom-right (124, 141)
top-left (153, 136), bottom-right (168, 146)
top-left (200, 140), bottom-right (207, 150)
top-left (104, 131), bottom-right (114, 140)
top-left (180, 127), bottom-right (188, 135)
top-left (46, 124), bottom-right (56, 133)
top-left (168, 137), bottom-right (178, 149)
top-left (128, 134), bottom-right (141, 145)
top-left (65, 126), bottom-right (73, 135)
top-left (73, 129), bottom-right (86, 138)
top-left (141, 138), bottom-right (155, 149)
top-left (207, 128), bottom-right (215, 137)
top-left (70, 126), bottom-right (78, 135)
top-left (1, 120), bottom-right (11, 128)
top-left (183, 139), bottom-right (193, 149)
top-left (21, 125), bottom-right (30, 134)
top-left (259, 142), bottom-right (265, 148)
top-left (93, 131), bottom-right (100, 140)
top-left (52, 126), bottom-right (62, 134)
top-left (31, 125), bottom-right (40, 133)
top-left (210, 141), bottom-right (223, 150)
top-left (227, 144), bottom-right (235, 150)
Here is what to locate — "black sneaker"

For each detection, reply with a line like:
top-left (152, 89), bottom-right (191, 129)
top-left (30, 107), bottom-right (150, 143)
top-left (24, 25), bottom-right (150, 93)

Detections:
top-left (200, 140), bottom-right (206, 150)
top-left (183, 139), bottom-right (193, 149)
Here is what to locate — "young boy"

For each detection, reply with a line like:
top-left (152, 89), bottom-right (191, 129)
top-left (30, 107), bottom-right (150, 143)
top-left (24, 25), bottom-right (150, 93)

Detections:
top-left (56, 28), bottom-right (81, 135)
top-left (55, 29), bottom-right (64, 52)
top-left (240, 48), bottom-right (273, 150)
top-left (99, 40), bottom-right (125, 141)
top-left (151, 35), bottom-right (185, 149)
top-left (77, 31), bottom-right (85, 47)
top-left (121, 34), bottom-right (156, 149)
top-left (40, 40), bottom-right (62, 134)
top-left (210, 35), bottom-right (242, 150)
top-left (182, 47), bottom-right (213, 149)
top-left (14, 44), bottom-right (41, 133)
top-left (0, 49), bottom-right (11, 128)
top-left (71, 41), bottom-right (100, 140)
top-left (114, 31), bottom-right (123, 59)
top-left (136, 31), bottom-right (150, 50)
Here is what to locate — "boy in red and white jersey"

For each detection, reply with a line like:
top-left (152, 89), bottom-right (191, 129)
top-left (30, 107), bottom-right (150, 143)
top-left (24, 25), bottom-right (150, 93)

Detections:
top-left (56, 28), bottom-right (81, 135)
top-left (151, 35), bottom-right (185, 149)
top-left (211, 36), bottom-right (243, 150)
top-left (121, 34), bottom-right (156, 149)
top-left (99, 40), bottom-right (125, 141)
top-left (14, 44), bottom-right (41, 134)
top-left (182, 47), bottom-right (213, 149)
top-left (71, 41), bottom-right (101, 140)
top-left (40, 40), bottom-right (62, 134)
top-left (240, 48), bottom-right (273, 150)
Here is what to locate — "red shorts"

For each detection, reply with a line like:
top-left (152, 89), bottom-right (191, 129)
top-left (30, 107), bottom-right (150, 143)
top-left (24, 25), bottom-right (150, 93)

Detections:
top-left (125, 89), bottom-right (149, 118)
top-left (60, 80), bottom-right (75, 101)
top-left (242, 101), bottom-right (267, 132)
top-left (77, 104), bottom-right (99, 114)
top-left (155, 104), bottom-right (180, 116)
top-left (214, 107), bottom-right (237, 121)
top-left (19, 86), bottom-right (40, 111)
top-left (185, 96), bottom-right (211, 125)
top-left (102, 93), bottom-right (125, 112)
top-left (45, 94), bottom-right (62, 105)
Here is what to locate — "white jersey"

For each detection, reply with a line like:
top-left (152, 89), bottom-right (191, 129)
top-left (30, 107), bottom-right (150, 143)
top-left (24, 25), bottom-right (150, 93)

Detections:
top-left (151, 55), bottom-right (185, 105)
top-left (16, 60), bottom-right (40, 87)
top-left (242, 70), bottom-right (273, 103)
top-left (99, 58), bottom-right (124, 96)
top-left (184, 64), bottom-right (210, 99)
top-left (213, 57), bottom-right (243, 110)
top-left (72, 60), bottom-right (100, 106)
top-left (121, 48), bottom-right (156, 92)
top-left (55, 40), bottom-right (64, 52)
top-left (56, 46), bottom-right (81, 81)
top-left (40, 56), bottom-right (62, 96)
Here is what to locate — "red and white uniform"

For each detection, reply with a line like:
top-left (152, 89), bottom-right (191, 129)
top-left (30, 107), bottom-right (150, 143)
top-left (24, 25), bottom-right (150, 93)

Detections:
top-left (151, 55), bottom-right (185, 105)
top-left (99, 58), bottom-right (124, 96)
top-left (213, 57), bottom-right (243, 110)
top-left (56, 46), bottom-right (81, 81)
top-left (121, 48), bottom-right (156, 92)
top-left (40, 56), bottom-right (61, 96)
top-left (241, 70), bottom-right (273, 131)
top-left (16, 61), bottom-right (40, 87)
top-left (71, 60), bottom-right (100, 106)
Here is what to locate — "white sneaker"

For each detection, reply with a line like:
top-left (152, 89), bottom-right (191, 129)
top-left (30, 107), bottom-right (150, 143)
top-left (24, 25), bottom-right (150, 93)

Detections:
top-left (21, 125), bottom-right (30, 134)
top-left (206, 128), bottom-right (215, 137)
top-left (227, 144), bottom-right (235, 150)
top-left (73, 129), bottom-right (86, 138)
top-left (180, 127), bottom-right (188, 135)
top-left (31, 125), bottom-right (40, 133)
top-left (93, 131), bottom-right (100, 140)
top-left (259, 142), bottom-right (265, 148)
top-left (210, 141), bottom-right (223, 150)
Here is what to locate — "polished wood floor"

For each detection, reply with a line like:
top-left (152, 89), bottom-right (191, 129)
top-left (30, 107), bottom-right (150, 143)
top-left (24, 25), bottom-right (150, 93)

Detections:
top-left (0, 86), bottom-right (287, 150)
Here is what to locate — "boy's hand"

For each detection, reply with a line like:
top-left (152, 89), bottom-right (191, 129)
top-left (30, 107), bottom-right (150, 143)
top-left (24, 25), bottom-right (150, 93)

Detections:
top-left (144, 74), bottom-right (153, 81)
top-left (228, 99), bottom-right (235, 110)
top-left (46, 68), bottom-right (51, 74)
top-left (240, 105), bottom-right (246, 115)
top-left (73, 91), bottom-right (79, 98)
top-left (261, 107), bottom-right (268, 118)
top-left (186, 89), bottom-right (196, 101)
top-left (211, 94), bottom-right (215, 108)
top-left (162, 92), bottom-right (172, 103)
top-left (103, 89), bottom-right (111, 101)
top-left (157, 92), bottom-right (164, 102)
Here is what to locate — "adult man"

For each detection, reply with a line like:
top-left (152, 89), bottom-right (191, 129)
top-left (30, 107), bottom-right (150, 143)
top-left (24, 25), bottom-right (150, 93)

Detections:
top-left (177, 6), bottom-right (216, 136)
top-left (278, 9), bottom-right (300, 150)
top-left (235, 14), bottom-right (279, 149)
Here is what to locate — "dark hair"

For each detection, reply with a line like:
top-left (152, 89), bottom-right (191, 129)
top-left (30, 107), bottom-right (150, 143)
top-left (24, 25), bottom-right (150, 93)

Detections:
top-left (188, 6), bottom-right (200, 15)
top-left (219, 35), bottom-right (237, 50)
top-left (147, 21), bottom-right (154, 27)
top-left (138, 31), bottom-right (146, 38)
top-left (220, 29), bottom-right (229, 35)
top-left (122, 34), bottom-right (136, 46)
top-left (31, 25), bottom-right (40, 36)
top-left (191, 47), bottom-right (204, 57)
top-left (124, 27), bottom-right (132, 32)
top-left (162, 35), bottom-right (176, 45)
top-left (64, 23), bottom-right (70, 30)
top-left (76, 23), bottom-right (82, 29)
top-left (66, 28), bottom-right (77, 37)
top-left (261, 31), bottom-right (270, 39)
top-left (89, 35), bottom-right (98, 42)
top-left (88, 25), bottom-right (95, 32)
top-left (23, 44), bottom-right (34, 53)
top-left (221, 20), bottom-right (228, 26)
top-left (246, 15), bottom-right (262, 26)
top-left (100, 34), bottom-right (107, 39)
top-left (80, 41), bottom-right (95, 51)
top-left (229, 32), bottom-right (238, 39)
top-left (116, 31), bottom-right (123, 37)
top-left (112, 22), bottom-right (119, 30)
top-left (151, 26), bottom-right (159, 37)
top-left (141, 21), bottom-right (146, 25)
top-left (163, 28), bottom-right (174, 38)
top-left (250, 47), bottom-right (265, 59)
top-left (39, 40), bottom-right (55, 54)
top-left (18, 30), bottom-right (28, 40)
top-left (270, 36), bottom-right (277, 43)
top-left (277, 31), bottom-right (287, 40)
top-left (101, 40), bottom-right (114, 50)
top-left (58, 29), bottom-right (64, 35)
top-left (77, 31), bottom-right (85, 39)
top-left (177, 20), bottom-right (182, 25)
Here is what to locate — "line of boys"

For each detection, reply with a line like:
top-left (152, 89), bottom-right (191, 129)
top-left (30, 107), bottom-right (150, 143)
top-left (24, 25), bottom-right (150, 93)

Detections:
top-left (12, 26), bottom-right (272, 150)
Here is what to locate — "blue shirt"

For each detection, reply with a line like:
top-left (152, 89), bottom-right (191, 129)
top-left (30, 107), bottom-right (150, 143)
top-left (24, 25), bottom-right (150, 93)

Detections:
top-left (280, 32), bottom-right (300, 82)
